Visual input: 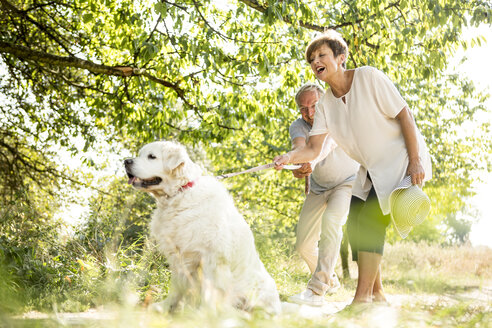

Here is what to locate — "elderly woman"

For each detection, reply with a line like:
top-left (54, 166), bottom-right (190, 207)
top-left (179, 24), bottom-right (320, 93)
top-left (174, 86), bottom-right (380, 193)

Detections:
top-left (274, 30), bottom-right (432, 305)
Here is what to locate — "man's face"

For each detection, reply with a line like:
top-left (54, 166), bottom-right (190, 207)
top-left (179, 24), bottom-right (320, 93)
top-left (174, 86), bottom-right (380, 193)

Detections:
top-left (298, 90), bottom-right (320, 126)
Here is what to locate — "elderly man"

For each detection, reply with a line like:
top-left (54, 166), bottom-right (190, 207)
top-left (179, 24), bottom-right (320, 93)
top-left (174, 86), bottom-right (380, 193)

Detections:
top-left (288, 83), bottom-right (359, 306)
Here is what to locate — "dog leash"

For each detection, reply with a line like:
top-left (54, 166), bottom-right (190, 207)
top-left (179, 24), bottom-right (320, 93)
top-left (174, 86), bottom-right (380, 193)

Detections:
top-left (216, 163), bottom-right (301, 180)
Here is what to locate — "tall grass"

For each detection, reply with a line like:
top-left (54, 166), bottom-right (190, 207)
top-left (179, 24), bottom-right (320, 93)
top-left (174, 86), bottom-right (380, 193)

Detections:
top-left (3, 236), bottom-right (491, 327)
top-left (382, 242), bottom-right (492, 294)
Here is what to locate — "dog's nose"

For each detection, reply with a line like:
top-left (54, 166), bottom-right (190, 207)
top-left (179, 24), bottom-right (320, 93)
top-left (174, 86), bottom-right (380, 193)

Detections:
top-left (124, 159), bottom-right (133, 167)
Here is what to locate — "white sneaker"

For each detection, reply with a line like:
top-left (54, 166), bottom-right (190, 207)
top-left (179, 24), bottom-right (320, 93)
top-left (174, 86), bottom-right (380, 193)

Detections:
top-left (288, 289), bottom-right (325, 307)
top-left (326, 273), bottom-right (341, 294)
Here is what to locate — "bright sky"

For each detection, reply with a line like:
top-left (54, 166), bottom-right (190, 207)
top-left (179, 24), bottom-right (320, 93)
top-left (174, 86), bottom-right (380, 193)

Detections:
top-left (469, 174), bottom-right (492, 247)
top-left (456, 25), bottom-right (492, 247)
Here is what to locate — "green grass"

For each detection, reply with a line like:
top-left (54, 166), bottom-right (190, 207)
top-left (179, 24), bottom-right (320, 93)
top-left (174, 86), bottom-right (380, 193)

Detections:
top-left (2, 241), bottom-right (491, 327)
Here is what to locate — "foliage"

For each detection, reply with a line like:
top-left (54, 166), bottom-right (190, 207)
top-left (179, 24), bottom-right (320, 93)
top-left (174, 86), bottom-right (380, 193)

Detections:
top-left (3, 241), bottom-right (492, 327)
top-left (1, 0), bottom-right (491, 242)
top-left (0, 173), bottom-right (171, 315)
top-left (0, 0), bottom-right (491, 316)
top-left (0, 182), bottom-right (74, 312)
top-left (76, 178), bottom-right (154, 254)
top-left (444, 205), bottom-right (479, 245)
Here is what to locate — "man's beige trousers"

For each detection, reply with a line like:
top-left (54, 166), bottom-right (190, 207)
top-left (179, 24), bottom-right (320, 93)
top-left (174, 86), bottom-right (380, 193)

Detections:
top-left (295, 181), bottom-right (353, 295)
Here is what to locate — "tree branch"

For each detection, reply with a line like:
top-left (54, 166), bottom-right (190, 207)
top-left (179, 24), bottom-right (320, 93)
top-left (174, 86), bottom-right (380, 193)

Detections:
top-left (134, 15), bottom-right (163, 66)
top-left (191, 0), bottom-right (278, 44)
top-left (24, 1), bottom-right (58, 12)
top-left (1, 41), bottom-right (243, 131)
top-left (1, 40), bottom-right (189, 92)
top-left (41, 66), bottom-right (115, 95)
top-left (237, 0), bottom-right (363, 31)
top-left (1, 0), bottom-right (75, 55)
top-left (0, 41), bottom-right (134, 76)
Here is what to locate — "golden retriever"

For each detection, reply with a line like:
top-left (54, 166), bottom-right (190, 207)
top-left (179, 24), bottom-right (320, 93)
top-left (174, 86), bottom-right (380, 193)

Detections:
top-left (124, 141), bottom-right (280, 313)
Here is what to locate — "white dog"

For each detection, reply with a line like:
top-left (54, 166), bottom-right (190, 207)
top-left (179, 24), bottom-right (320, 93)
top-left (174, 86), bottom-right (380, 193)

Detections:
top-left (124, 141), bottom-right (281, 313)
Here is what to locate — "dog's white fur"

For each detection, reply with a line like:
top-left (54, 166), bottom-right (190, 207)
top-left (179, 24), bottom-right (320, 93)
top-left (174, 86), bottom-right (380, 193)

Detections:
top-left (125, 141), bottom-right (281, 313)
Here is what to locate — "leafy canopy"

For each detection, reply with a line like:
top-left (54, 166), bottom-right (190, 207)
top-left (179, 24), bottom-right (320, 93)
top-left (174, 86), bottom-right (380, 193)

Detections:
top-left (0, 0), bottom-right (491, 241)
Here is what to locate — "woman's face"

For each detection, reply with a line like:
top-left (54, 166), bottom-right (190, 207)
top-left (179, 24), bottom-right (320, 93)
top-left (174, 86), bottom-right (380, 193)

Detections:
top-left (309, 44), bottom-right (343, 81)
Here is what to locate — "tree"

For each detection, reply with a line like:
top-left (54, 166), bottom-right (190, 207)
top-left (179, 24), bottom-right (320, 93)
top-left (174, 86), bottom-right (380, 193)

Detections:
top-left (1, 0), bottom-right (491, 246)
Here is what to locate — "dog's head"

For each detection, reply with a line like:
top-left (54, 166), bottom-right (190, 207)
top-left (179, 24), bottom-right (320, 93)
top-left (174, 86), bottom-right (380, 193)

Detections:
top-left (124, 141), bottom-right (202, 197)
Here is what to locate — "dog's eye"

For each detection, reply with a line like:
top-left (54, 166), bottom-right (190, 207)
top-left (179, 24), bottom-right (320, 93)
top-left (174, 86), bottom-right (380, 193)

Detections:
top-left (148, 154), bottom-right (156, 160)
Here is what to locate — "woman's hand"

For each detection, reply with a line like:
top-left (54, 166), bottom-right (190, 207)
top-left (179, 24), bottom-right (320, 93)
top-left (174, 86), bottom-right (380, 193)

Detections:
top-left (292, 163), bottom-right (312, 178)
top-left (273, 153), bottom-right (291, 170)
top-left (406, 158), bottom-right (425, 185)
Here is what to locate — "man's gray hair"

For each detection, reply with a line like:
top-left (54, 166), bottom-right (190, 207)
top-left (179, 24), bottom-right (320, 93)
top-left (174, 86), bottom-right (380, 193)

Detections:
top-left (295, 83), bottom-right (325, 108)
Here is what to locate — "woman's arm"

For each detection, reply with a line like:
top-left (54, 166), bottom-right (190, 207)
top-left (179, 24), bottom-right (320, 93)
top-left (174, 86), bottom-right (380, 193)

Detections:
top-left (396, 106), bottom-right (425, 185)
top-left (291, 136), bottom-right (307, 150)
top-left (274, 133), bottom-right (331, 169)
top-left (290, 137), bottom-right (312, 178)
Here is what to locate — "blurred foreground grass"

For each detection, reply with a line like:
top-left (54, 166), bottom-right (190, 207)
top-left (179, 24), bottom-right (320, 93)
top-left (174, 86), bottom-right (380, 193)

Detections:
top-left (1, 241), bottom-right (491, 327)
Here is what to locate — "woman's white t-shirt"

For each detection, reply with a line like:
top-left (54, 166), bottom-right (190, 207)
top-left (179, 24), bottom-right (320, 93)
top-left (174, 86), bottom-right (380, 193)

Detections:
top-left (310, 66), bottom-right (432, 215)
top-left (289, 118), bottom-right (359, 194)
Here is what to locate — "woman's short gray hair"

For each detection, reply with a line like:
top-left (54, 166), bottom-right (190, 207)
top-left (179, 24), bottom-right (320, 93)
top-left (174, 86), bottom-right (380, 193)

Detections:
top-left (295, 83), bottom-right (325, 108)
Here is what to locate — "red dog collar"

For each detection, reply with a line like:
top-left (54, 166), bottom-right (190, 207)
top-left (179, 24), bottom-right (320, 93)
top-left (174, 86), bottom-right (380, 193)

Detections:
top-left (180, 180), bottom-right (197, 191)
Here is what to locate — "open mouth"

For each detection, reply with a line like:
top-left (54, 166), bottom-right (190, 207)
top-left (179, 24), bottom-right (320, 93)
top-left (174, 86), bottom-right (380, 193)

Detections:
top-left (316, 67), bottom-right (325, 74)
top-left (127, 173), bottom-right (162, 187)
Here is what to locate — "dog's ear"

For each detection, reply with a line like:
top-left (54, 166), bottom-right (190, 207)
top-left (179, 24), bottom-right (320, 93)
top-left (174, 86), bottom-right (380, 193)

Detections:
top-left (171, 161), bottom-right (185, 177)
top-left (163, 144), bottom-right (187, 176)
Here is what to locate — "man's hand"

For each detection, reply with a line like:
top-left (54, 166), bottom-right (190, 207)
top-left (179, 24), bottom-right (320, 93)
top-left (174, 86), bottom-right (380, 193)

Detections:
top-left (406, 158), bottom-right (425, 185)
top-left (292, 163), bottom-right (312, 178)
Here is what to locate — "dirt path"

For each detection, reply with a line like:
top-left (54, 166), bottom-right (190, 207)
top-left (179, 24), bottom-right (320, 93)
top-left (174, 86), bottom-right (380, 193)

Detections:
top-left (283, 285), bottom-right (492, 317)
top-left (11, 286), bottom-right (492, 327)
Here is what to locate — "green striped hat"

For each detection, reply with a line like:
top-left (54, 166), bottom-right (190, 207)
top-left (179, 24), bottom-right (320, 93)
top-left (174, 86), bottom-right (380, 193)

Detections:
top-left (389, 176), bottom-right (431, 239)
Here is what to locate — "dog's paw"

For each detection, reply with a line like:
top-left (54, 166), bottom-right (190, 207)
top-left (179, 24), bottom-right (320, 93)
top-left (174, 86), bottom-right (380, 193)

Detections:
top-left (148, 298), bottom-right (182, 314)
top-left (148, 300), bottom-right (168, 314)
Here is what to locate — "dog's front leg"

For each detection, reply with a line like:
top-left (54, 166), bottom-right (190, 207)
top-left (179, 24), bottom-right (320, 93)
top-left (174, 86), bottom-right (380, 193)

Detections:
top-left (199, 257), bottom-right (234, 310)
top-left (152, 273), bottom-right (187, 313)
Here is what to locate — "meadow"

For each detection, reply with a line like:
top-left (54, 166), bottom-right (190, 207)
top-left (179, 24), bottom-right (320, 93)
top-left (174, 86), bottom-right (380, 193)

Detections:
top-left (2, 0), bottom-right (491, 327)
top-left (2, 240), bottom-right (490, 328)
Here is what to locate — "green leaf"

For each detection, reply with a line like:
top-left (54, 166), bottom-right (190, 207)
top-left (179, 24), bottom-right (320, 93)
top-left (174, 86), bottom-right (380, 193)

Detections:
top-left (82, 13), bottom-right (93, 23)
